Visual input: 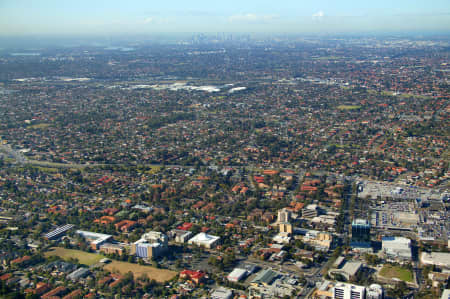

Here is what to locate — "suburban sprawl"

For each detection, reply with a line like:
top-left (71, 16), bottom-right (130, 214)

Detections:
top-left (0, 35), bottom-right (449, 299)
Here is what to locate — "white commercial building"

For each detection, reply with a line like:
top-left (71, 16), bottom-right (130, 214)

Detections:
top-left (299, 229), bottom-right (333, 251)
top-left (421, 252), bottom-right (450, 269)
top-left (273, 233), bottom-right (291, 244)
top-left (333, 282), bottom-right (365, 299)
top-left (227, 268), bottom-right (248, 282)
top-left (169, 229), bottom-right (192, 243)
top-left (131, 231), bottom-right (168, 259)
top-left (76, 230), bottom-right (112, 249)
top-left (382, 236), bottom-right (412, 261)
top-left (366, 284), bottom-right (384, 299)
top-left (211, 287), bottom-right (233, 299)
top-left (441, 289), bottom-right (450, 299)
top-left (188, 232), bottom-right (220, 248)
top-left (329, 261), bottom-right (363, 281)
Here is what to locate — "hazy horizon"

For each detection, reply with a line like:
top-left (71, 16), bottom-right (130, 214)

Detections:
top-left (1, 0), bottom-right (449, 37)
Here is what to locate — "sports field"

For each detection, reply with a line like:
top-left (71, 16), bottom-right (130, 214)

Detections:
top-left (104, 260), bottom-right (177, 283)
top-left (45, 247), bottom-right (105, 266)
top-left (45, 247), bottom-right (177, 282)
top-left (379, 264), bottom-right (413, 282)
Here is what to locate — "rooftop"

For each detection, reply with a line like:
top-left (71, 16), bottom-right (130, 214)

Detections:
top-left (352, 218), bottom-right (370, 226)
top-left (251, 269), bottom-right (278, 285)
top-left (188, 232), bottom-right (220, 245)
top-left (211, 287), bottom-right (233, 299)
top-left (421, 252), bottom-right (450, 269)
top-left (76, 230), bottom-right (112, 245)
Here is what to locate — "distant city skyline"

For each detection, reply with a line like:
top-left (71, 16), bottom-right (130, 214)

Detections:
top-left (1, 0), bottom-right (449, 36)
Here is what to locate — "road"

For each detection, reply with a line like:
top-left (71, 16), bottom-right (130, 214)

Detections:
top-left (413, 261), bottom-right (423, 289)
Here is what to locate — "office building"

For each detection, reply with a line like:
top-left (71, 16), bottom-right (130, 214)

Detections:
top-left (367, 284), bottom-right (384, 299)
top-left (328, 260), bottom-right (363, 281)
top-left (131, 231), bottom-right (168, 259)
top-left (351, 219), bottom-right (371, 248)
top-left (169, 229), bottom-right (192, 243)
top-left (300, 230), bottom-right (333, 251)
top-left (279, 222), bottom-right (293, 234)
top-left (333, 282), bottom-right (365, 299)
top-left (99, 243), bottom-right (124, 256)
top-left (302, 204), bottom-right (318, 219)
top-left (277, 208), bottom-right (291, 223)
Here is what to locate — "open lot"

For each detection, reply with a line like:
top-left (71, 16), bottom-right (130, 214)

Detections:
top-left (45, 247), bottom-right (105, 266)
top-left (141, 165), bottom-right (162, 175)
top-left (379, 264), bottom-right (413, 282)
top-left (27, 123), bottom-right (52, 130)
top-left (45, 248), bottom-right (177, 282)
top-left (337, 105), bottom-right (361, 110)
top-left (104, 261), bottom-right (177, 283)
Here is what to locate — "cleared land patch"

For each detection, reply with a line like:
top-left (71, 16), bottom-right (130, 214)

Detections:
top-left (45, 247), bottom-right (105, 266)
top-left (379, 264), bottom-right (413, 282)
top-left (104, 261), bottom-right (177, 283)
top-left (337, 105), bottom-right (361, 110)
top-left (27, 123), bottom-right (51, 129)
top-left (141, 165), bottom-right (162, 175)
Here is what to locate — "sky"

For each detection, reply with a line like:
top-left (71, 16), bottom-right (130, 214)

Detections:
top-left (1, 0), bottom-right (449, 36)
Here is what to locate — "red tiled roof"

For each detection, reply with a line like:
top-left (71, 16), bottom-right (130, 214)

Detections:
top-left (63, 289), bottom-right (83, 299)
top-left (180, 270), bottom-right (205, 280)
top-left (10, 255), bottom-right (31, 265)
top-left (0, 273), bottom-right (12, 281)
top-left (177, 222), bottom-right (193, 231)
top-left (42, 286), bottom-right (67, 299)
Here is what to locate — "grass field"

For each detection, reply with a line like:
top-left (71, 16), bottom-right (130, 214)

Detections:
top-left (35, 166), bottom-right (59, 173)
top-left (379, 264), bottom-right (413, 282)
top-left (45, 247), bottom-right (105, 266)
top-left (27, 160), bottom-right (86, 169)
top-left (104, 261), bottom-right (177, 283)
top-left (143, 165), bottom-right (162, 175)
top-left (27, 123), bottom-right (51, 130)
top-left (337, 105), bottom-right (362, 110)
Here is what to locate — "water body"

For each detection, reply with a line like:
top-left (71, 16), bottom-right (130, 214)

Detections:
top-left (104, 47), bottom-right (135, 51)
top-left (10, 52), bottom-right (41, 56)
